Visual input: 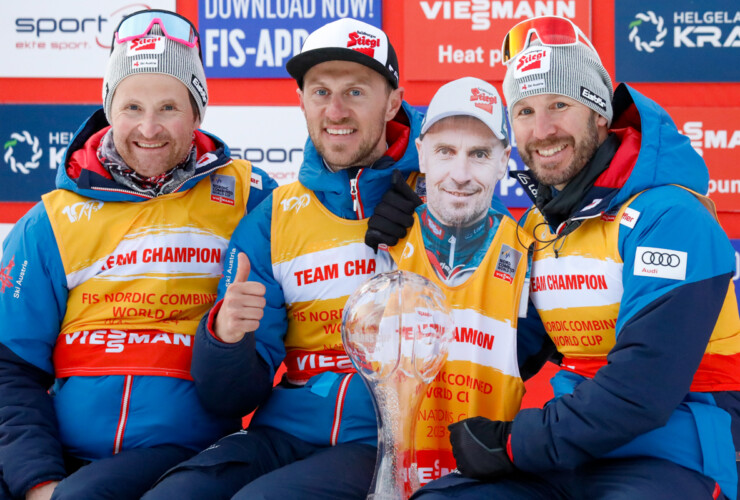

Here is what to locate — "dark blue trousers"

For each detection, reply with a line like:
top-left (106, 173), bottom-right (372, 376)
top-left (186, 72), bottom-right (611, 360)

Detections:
top-left (411, 457), bottom-right (726, 500)
top-left (0, 444), bottom-right (195, 500)
top-left (142, 426), bottom-right (377, 500)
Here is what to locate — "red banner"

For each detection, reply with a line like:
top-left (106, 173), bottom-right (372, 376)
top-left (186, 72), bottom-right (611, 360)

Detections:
top-left (668, 107), bottom-right (740, 213)
top-left (403, 0), bottom-right (591, 81)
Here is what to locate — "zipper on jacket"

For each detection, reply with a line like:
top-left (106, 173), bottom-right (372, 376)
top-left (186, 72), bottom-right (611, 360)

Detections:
top-left (113, 374), bottom-right (133, 454)
top-left (348, 168), bottom-right (365, 219)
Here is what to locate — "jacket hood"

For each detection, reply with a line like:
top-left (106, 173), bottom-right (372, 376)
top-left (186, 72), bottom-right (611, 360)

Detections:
top-left (297, 101), bottom-right (424, 219)
top-left (56, 108), bottom-right (234, 202)
top-left (603, 83), bottom-right (708, 209)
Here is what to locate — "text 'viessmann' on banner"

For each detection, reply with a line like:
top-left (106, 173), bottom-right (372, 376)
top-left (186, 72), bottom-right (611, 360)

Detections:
top-left (199, 0), bottom-right (382, 78)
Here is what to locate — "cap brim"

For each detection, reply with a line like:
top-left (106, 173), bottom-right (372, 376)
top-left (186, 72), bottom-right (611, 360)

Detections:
top-left (286, 47), bottom-right (398, 89)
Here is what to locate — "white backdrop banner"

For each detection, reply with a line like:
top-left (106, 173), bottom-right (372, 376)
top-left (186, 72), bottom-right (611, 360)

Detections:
top-left (201, 105), bottom-right (307, 186)
top-left (1, 1), bottom-right (176, 78)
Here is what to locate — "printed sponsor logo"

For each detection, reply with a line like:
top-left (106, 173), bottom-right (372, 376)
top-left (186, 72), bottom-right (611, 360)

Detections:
top-left (402, 241), bottom-right (415, 259)
top-left (62, 200), bottom-right (104, 223)
top-left (469, 87), bottom-right (497, 114)
top-left (132, 59), bottom-right (157, 69)
top-left (620, 207), bottom-right (640, 228)
top-left (520, 79), bottom-right (545, 92)
top-left (197, 152), bottom-right (218, 167)
top-left (494, 244), bottom-right (521, 283)
top-left (210, 174), bottom-right (236, 206)
top-left (681, 120), bottom-right (740, 157)
top-left (424, 214), bottom-right (444, 239)
top-left (634, 246), bottom-right (687, 280)
top-left (62, 329), bottom-right (192, 354)
top-left (347, 30), bottom-right (380, 58)
top-left (3, 131), bottom-right (42, 174)
top-left (250, 171), bottom-right (263, 190)
top-left (127, 36), bottom-right (165, 55)
top-left (580, 86), bottom-right (607, 111)
top-left (0, 257), bottom-right (15, 293)
top-left (280, 194), bottom-right (310, 213)
top-left (514, 47), bottom-right (551, 77)
top-left (191, 75), bottom-right (207, 105)
top-left (628, 11), bottom-right (668, 53)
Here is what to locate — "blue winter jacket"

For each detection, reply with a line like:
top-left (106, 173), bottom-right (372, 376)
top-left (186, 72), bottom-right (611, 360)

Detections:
top-left (513, 84), bottom-right (740, 498)
top-left (0, 109), bottom-right (276, 498)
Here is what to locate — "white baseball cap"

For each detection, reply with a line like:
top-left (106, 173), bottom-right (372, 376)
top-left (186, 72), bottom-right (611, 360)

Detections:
top-left (421, 77), bottom-right (508, 143)
top-left (286, 18), bottom-right (399, 89)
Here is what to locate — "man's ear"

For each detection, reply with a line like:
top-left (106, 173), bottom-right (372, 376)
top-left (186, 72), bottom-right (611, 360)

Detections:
top-left (385, 86), bottom-right (405, 122)
top-left (416, 137), bottom-right (427, 174)
top-left (297, 87), bottom-right (305, 113)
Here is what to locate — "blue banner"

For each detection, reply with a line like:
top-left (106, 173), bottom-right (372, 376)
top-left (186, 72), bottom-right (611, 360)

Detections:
top-left (0, 104), bottom-right (98, 202)
top-left (615, 1), bottom-right (740, 82)
top-left (198, 0), bottom-right (382, 78)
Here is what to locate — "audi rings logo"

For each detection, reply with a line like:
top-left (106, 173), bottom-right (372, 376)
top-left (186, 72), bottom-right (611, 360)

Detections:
top-left (641, 251), bottom-right (681, 267)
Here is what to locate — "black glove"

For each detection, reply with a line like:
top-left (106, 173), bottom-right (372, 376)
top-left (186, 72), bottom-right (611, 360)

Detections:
top-left (365, 169), bottom-right (423, 252)
top-left (449, 417), bottom-right (515, 480)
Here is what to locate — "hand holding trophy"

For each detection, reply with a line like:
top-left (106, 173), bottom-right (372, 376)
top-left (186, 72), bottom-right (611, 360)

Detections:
top-left (342, 270), bottom-right (455, 500)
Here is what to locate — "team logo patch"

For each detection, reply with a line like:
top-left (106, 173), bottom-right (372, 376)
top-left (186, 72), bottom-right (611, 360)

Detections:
top-left (250, 172), bottom-right (263, 190)
top-left (63, 200), bottom-right (104, 223)
top-left (347, 30), bottom-right (381, 58)
top-left (634, 246), bottom-right (687, 280)
top-left (620, 207), bottom-right (640, 228)
top-left (520, 79), bottom-right (545, 92)
top-left (132, 59), bottom-right (157, 69)
top-left (469, 87), bottom-right (497, 114)
top-left (494, 244), bottom-right (522, 284)
top-left (580, 86), bottom-right (608, 112)
top-left (0, 257), bottom-right (15, 293)
top-left (127, 36), bottom-right (165, 55)
top-left (281, 194), bottom-right (310, 213)
top-left (514, 47), bottom-right (551, 78)
top-left (210, 174), bottom-right (236, 206)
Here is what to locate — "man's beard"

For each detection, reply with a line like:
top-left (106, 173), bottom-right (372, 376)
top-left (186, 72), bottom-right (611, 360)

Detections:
top-left (520, 112), bottom-right (600, 187)
top-left (310, 120), bottom-right (385, 171)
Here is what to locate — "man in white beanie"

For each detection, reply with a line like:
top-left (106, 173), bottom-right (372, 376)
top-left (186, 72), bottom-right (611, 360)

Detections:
top-left (413, 15), bottom-right (740, 500)
top-left (0, 9), bottom-right (275, 500)
top-left (383, 77), bottom-right (552, 489)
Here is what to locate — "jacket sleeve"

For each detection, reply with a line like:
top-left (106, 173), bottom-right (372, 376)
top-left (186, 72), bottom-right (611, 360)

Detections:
top-left (516, 300), bottom-right (559, 382)
top-left (510, 187), bottom-right (737, 471)
top-left (191, 194), bottom-right (283, 418)
top-left (0, 203), bottom-right (68, 497)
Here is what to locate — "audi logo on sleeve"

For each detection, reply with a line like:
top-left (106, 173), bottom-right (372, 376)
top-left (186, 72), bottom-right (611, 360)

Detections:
top-left (634, 246), bottom-right (687, 280)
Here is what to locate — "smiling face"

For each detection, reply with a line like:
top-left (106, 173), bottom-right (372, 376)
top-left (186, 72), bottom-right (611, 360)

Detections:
top-left (511, 93), bottom-right (608, 190)
top-left (110, 73), bottom-right (200, 177)
top-left (418, 115), bottom-right (510, 227)
top-left (298, 60), bottom-right (404, 171)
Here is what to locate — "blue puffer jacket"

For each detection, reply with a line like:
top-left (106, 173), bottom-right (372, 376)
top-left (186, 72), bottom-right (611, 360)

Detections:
top-left (191, 102), bottom-right (427, 446)
top-left (513, 84), bottom-right (740, 499)
top-left (0, 109), bottom-right (276, 498)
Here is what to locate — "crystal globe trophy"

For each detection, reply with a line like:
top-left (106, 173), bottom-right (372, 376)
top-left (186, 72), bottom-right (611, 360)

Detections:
top-left (342, 270), bottom-right (454, 500)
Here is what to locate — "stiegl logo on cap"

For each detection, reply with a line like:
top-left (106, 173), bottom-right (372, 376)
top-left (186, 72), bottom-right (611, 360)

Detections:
top-left (470, 87), bottom-right (497, 114)
top-left (127, 36), bottom-right (165, 56)
top-left (514, 47), bottom-right (551, 78)
top-left (347, 30), bottom-right (381, 57)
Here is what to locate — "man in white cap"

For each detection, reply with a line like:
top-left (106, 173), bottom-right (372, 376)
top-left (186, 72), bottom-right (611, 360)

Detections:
top-left (0, 9), bottom-right (276, 500)
top-left (143, 17), bottom-right (426, 500)
top-left (412, 15), bottom-right (740, 500)
top-left (384, 77), bottom-right (549, 488)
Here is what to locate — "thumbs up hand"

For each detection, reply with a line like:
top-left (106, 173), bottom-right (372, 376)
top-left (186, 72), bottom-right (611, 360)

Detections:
top-left (215, 252), bottom-right (267, 343)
